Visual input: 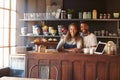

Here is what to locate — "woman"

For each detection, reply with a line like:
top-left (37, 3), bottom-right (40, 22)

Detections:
top-left (56, 23), bottom-right (83, 52)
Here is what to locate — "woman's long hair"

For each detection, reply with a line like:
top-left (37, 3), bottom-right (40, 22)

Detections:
top-left (65, 23), bottom-right (81, 42)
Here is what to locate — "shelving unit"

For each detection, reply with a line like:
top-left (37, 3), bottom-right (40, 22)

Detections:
top-left (20, 34), bottom-right (60, 38)
top-left (20, 18), bottom-right (120, 50)
top-left (20, 18), bottom-right (120, 21)
top-left (97, 36), bottom-right (120, 39)
top-left (20, 35), bottom-right (120, 39)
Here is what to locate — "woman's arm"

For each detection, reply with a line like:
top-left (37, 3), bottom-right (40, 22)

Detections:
top-left (56, 38), bottom-right (65, 51)
top-left (77, 38), bottom-right (83, 49)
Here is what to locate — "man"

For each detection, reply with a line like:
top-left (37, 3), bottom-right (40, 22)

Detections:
top-left (80, 22), bottom-right (97, 48)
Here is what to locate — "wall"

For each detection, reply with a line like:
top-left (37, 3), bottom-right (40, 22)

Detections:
top-left (16, 0), bottom-right (25, 46)
top-left (63, 0), bottom-right (107, 18)
top-left (106, 0), bottom-right (120, 13)
top-left (16, 0), bottom-right (46, 46)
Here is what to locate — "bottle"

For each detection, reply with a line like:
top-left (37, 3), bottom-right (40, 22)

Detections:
top-left (78, 12), bottom-right (82, 19)
top-left (87, 12), bottom-right (91, 19)
top-left (61, 10), bottom-right (66, 19)
top-left (83, 12), bottom-right (87, 19)
top-left (32, 25), bottom-right (40, 35)
top-left (107, 43), bottom-right (113, 55)
top-left (92, 9), bottom-right (97, 19)
top-left (60, 10), bottom-right (64, 19)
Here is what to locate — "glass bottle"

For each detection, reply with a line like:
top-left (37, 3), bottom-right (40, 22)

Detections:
top-left (92, 9), bottom-right (97, 19)
top-left (87, 12), bottom-right (91, 19)
top-left (83, 12), bottom-right (87, 19)
top-left (61, 10), bottom-right (66, 19)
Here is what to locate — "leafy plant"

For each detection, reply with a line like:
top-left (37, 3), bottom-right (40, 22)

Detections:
top-left (67, 9), bottom-right (74, 14)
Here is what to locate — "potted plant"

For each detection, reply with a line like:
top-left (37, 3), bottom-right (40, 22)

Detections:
top-left (67, 9), bottom-right (74, 19)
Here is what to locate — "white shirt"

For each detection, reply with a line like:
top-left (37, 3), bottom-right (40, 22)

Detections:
top-left (83, 33), bottom-right (97, 48)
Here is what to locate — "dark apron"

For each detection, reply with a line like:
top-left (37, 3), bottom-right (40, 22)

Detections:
top-left (64, 43), bottom-right (77, 49)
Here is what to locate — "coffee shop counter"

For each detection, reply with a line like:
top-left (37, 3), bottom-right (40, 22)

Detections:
top-left (25, 51), bottom-right (120, 80)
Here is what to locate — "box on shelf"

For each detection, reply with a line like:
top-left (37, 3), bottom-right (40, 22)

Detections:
top-left (16, 46), bottom-right (33, 53)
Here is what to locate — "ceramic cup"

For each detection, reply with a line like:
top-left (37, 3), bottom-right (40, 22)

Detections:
top-left (89, 48), bottom-right (95, 54)
top-left (83, 48), bottom-right (90, 54)
top-left (21, 27), bottom-right (27, 35)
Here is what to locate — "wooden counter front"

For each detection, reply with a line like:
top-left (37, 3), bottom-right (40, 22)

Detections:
top-left (25, 53), bottom-right (120, 80)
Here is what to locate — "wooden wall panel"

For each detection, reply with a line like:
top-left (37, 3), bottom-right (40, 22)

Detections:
top-left (85, 62), bottom-right (96, 80)
top-left (61, 60), bottom-right (72, 80)
top-left (109, 62), bottom-right (119, 80)
top-left (25, 53), bottom-right (120, 80)
top-left (50, 60), bottom-right (60, 80)
top-left (73, 61), bottom-right (83, 80)
top-left (97, 62), bottom-right (108, 80)
top-left (27, 58), bottom-right (39, 78)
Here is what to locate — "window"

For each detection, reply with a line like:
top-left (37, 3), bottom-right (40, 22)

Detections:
top-left (0, 0), bottom-right (16, 68)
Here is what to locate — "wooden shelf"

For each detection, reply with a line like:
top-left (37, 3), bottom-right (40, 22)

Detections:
top-left (20, 34), bottom-right (60, 38)
top-left (97, 36), bottom-right (120, 39)
top-left (20, 18), bottom-right (120, 22)
top-left (34, 42), bottom-right (58, 47)
top-left (20, 18), bottom-right (120, 49)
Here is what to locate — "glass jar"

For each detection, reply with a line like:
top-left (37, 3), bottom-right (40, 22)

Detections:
top-left (107, 13), bottom-right (111, 19)
top-left (99, 13), bottom-right (103, 19)
top-left (103, 14), bottom-right (107, 19)
top-left (58, 25), bottom-right (63, 36)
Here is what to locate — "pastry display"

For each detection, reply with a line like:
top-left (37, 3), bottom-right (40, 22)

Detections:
top-left (33, 38), bottom-right (41, 43)
top-left (48, 38), bottom-right (53, 42)
top-left (53, 38), bottom-right (57, 42)
top-left (42, 38), bottom-right (47, 42)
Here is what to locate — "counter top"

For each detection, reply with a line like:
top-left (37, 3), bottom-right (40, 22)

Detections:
top-left (28, 51), bottom-right (120, 56)
top-left (0, 77), bottom-right (54, 80)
